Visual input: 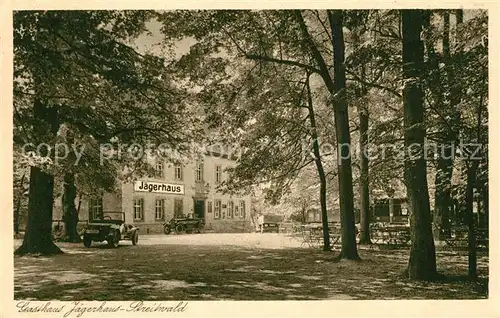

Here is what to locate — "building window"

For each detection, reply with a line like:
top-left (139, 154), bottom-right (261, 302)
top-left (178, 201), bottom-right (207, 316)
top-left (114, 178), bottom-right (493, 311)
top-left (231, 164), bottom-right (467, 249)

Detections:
top-left (196, 162), bottom-right (204, 182)
top-left (133, 198), bottom-right (144, 220)
top-left (155, 198), bottom-right (165, 220)
top-left (89, 197), bottom-right (103, 220)
top-left (234, 204), bottom-right (239, 217)
top-left (174, 199), bottom-right (184, 218)
top-left (175, 165), bottom-right (183, 181)
top-left (215, 165), bottom-right (222, 183)
top-left (228, 201), bottom-right (234, 219)
top-left (155, 161), bottom-right (164, 178)
top-left (214, 200), bottom-right (221, 219)
top-left (207, 201), bottom-right (213, 214)
top-left (240, 200), bottom-right (246, 218)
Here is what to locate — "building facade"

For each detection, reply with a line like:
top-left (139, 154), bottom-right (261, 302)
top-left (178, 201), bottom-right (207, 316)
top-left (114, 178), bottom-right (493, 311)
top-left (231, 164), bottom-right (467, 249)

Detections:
top-left (305, 208), bottom-right (339, 223)
top-left (372, 198), bottom-right (409, 223)
top-left (53, 155), bottom-right (253, 233)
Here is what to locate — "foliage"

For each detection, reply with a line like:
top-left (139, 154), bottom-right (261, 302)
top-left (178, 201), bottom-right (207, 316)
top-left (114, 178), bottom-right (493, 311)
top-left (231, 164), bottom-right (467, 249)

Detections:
top-left (13, 10), bottom-right (201, 198)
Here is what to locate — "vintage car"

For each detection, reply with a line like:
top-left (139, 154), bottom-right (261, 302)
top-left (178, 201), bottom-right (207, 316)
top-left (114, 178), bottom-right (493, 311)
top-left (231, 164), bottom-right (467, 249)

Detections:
top-left (259, 214), bottom-right (283, 233)
top-left (163, 216), bottom-right (204, 234)
top-left (82, 211), bottom-right (139, 248)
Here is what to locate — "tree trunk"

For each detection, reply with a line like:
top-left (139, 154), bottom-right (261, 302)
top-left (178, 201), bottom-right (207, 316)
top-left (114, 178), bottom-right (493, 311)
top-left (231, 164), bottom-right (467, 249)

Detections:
top-left (306, 74), bottom-right (331, 251)
top-left (295, 10), bottom-right (359, 259)
top-left (434, 160), bottom-right (453, 239)
top-left (358, 105), bottom-right (371, 244)
top-left (432, 11), bottom-right (462, 240)
top-left (60, 173), bottom-right (81, 242)
top-left (465, 73), bottom-right (486, 280)
top-left (77, 193), bottom-right (83, 215)
top-left (301, 203), bottom-right (307, 223)
top-left (402, 10), bottom-right (437, 280)
top-left (482, 184), bottom-right (488, 229)
top-left (465, 163), bottom-right (478, 280)
top-left (14, 172), bottom-right (26, 234)
top-left (355, 49), bottom-right (371, 244)
top-left (329, 10), bottom-right (360, 260)
top-left (14, 166), bottom-right (62, 255)
top-left (14, 98), bottom-right (62, 256)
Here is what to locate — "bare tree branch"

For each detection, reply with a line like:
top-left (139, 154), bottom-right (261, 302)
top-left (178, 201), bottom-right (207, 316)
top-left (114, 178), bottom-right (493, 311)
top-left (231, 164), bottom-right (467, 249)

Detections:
top-left (346, 69), bottom-right (402, 98)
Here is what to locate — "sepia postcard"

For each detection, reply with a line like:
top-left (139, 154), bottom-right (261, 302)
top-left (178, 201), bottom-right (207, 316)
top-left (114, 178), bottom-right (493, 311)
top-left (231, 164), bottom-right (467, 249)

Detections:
top-left (1, 1), bottom-right (498, 317)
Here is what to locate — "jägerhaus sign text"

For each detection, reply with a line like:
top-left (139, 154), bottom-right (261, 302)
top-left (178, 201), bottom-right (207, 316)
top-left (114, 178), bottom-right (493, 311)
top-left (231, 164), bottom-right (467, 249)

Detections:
top-left (134, 181), bottom-right (184, 195)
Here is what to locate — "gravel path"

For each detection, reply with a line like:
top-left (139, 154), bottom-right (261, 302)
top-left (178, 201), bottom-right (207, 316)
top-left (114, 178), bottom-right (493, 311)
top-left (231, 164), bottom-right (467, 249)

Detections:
top-left (138, 233), bottom-right (305, 249)
top-left (14, 233), bottom-right (306, 250)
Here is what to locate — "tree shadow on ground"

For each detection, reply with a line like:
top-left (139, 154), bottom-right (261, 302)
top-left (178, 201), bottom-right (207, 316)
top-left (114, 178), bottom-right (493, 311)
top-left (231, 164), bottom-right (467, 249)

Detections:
top-left (14, 242), bottom-right (488, 300)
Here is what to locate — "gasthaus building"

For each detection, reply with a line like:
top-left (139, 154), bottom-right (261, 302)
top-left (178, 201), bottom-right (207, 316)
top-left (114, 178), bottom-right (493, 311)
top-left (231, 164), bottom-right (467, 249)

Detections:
top-left (53, 154), bottom-right (253, 234)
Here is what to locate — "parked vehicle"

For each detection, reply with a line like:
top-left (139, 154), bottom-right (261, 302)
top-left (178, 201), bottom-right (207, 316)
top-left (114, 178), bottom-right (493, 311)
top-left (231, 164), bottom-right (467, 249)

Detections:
top-left (82, 211), bottom-right (139, 248)
top-left (258, 214), bottom-right (283, 233)
top-left (262, 222), bottom-right (280, 233)
top-left (163, 217), bottom-right (204, 234)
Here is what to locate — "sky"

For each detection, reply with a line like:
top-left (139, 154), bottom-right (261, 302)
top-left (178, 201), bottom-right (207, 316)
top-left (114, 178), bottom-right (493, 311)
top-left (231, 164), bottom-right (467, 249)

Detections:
top-left (131, 9), bottom-right (483, 63)
top-left (132, 18), bottom-right (195, 59)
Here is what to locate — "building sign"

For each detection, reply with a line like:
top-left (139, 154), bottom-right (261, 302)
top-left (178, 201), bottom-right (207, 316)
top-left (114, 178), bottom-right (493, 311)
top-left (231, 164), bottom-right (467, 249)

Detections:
top-left (134, 181), bottom-right (184, 195)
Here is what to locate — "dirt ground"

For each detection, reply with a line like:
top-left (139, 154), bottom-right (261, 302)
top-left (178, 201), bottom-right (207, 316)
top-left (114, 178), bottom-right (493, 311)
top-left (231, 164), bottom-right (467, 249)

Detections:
top-left (14, 233), bottom-right (488, 300)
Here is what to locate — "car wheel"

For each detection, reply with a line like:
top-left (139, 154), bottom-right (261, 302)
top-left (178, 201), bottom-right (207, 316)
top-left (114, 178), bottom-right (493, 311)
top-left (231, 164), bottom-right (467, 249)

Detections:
top-left (83, 236), bottom-right (92, 248)
top-left (175, 224), bottom-right (186, 234)
top-left (132, 231), bottom-right (139, 245)
top-left (108, 230), bottom-right (120, 248)
top-left (163, 225), bottom-right (171, 235)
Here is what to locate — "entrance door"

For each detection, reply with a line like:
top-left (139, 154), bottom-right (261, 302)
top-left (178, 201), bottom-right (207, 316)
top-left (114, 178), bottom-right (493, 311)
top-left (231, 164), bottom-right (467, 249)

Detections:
top-left (194, 200), bottom-right (205, 219)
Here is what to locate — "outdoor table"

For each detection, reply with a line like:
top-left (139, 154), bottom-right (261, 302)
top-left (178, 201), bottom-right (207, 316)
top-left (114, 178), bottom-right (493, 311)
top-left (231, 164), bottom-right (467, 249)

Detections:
top-left (443, 226), bottom-right (488, 250)
top-left (443, 226), bottom-right (468, 249)
top-left (328, 225), bottom-right (342, 249)
top-left (299, 223), bottom-right (411, 249)
top-left (300, 224), bottom-right (322, 248)
top-left (299, 223), bottom-right (342, 250)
